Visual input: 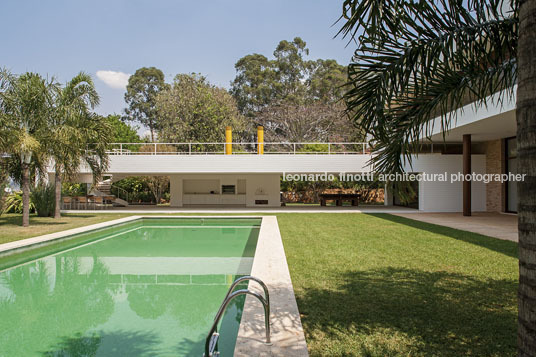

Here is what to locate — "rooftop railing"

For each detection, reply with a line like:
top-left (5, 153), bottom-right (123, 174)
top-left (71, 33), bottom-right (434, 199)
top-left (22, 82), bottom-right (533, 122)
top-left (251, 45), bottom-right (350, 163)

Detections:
top-left (100, 142), bottom-right (371, 155)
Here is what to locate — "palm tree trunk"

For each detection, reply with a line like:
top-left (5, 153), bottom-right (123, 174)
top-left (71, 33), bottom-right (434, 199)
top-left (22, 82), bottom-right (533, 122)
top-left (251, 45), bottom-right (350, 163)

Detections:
top-left (21, 163), bottom-right (30, 227)
top-left (517, 0), bottom-right (536, 355)
top-left (54, 163), bottom-right (62, 219)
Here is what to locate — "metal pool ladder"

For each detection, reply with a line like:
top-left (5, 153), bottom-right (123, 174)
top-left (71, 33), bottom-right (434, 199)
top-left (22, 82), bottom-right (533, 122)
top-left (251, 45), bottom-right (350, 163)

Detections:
top-left (204, 276), bottom-right (271, 357)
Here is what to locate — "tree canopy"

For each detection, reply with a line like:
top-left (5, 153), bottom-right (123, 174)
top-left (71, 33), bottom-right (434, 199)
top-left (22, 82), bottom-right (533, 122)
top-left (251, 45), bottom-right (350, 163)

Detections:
top-left (230, 37), bottom-right (348, 116)
top-left (0, 69), bottom-right (110, 225)
top-left (0, 70), bottom-right (56, 226)
top-left (230, 37), bottom-right (357, 143)
top-left (123, 67), bottom-right (169, 142)
top-left (155, 73), bottom-right (247, 144)
top-left (105, 114), bottom-right (142, 143)
top-left (48, 72), bottom-right (109, 218)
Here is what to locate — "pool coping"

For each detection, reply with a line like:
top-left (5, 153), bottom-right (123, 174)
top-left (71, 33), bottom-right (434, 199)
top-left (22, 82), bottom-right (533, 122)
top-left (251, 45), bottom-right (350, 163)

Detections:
top-left (0, 215), bottom-right (309, 356)
top-left (234, 215), bottom-right (309, 356)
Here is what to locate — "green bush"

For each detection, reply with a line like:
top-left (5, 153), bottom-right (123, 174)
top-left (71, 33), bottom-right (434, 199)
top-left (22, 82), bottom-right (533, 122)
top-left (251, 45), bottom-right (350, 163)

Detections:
top-left (31, 184), bottom-right (56, 217)
top-left (113, 177), bottom-right (149, 193)
top-left (62, 183), bottom-right (86, 196)
top-left (0, 181), bottom-right (8, 215)
top-left (113, 177), bottom-right (156, 203)
top-left (298, 143), bottom-right (330, 153)
top-left (4, 191), bottom-right (36, 214)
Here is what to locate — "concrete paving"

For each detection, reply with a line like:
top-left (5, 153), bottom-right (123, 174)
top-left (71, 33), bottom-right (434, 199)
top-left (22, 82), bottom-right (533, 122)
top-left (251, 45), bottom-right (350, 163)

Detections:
top-left (235, 216), bottom-right (309, 356)
top-left (393, 212), bottom-right (518, 242)
top-left (62, 204), bottom-right (418, 214)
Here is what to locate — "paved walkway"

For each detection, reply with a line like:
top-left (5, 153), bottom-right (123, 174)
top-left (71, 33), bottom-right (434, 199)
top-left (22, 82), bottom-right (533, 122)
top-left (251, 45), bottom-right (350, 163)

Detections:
top-left (62, 205), bottom-right (419, 214)
top-left (393, 212), bottom-right (518, 242)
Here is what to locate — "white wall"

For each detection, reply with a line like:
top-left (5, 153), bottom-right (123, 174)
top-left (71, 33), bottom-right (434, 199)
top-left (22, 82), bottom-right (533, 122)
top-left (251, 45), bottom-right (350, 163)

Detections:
top-left (183, 179), bottom-right (220, 194)
top-left (245, 174), bottom-right (280, 207)
top-left (76, 154), bottom-right (372, 175)
top-left (169, 174), bottom-right (280, 208)
top-left (404, 154), bottom-right (486, 212)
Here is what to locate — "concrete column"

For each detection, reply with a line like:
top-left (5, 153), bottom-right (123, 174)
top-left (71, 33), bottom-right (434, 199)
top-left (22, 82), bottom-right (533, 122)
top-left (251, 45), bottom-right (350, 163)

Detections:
top-left (384, 184), bottom-right (393, 206)
top-left (169, 175), bottom-right (183, 207)
top-left (463, 134), bottom-right (471, 216)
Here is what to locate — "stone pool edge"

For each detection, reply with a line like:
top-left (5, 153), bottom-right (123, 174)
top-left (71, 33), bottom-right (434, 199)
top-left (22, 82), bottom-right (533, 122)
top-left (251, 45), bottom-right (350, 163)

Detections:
top-left (234, 215), bottom-right (309, 356)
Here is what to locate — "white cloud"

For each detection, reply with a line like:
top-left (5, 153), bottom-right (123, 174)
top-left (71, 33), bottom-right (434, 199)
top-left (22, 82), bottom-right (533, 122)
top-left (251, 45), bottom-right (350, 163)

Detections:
top-left (96, 70), bottom-right (130, 89)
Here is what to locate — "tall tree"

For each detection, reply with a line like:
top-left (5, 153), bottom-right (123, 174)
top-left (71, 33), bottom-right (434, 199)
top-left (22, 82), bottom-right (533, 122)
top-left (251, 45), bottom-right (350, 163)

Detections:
top-left (231, 38), bottom-right (352, 143)
top-left (309, 59), bottom-right (348, 103)
top-left (230, 54), bottom-right (276, 116)
top-left (272, 37), bottom-right (310, 102)
top-left (0, 70), bottom-right (56, 227)
top-left (256, 102), bottom-right (356, 142)
top-left (156, 73), bottom-right (246, 144)
top-left (49, 73), bottom-right (109, 219)
top-left (516, 0), bottom-right (536, 354)
top-left (123, 67), bottom-right (168, 142)
top-left (105, 114), bottom-right (142, 143)
top-left (338, 0), bottom-right (535, 354)
top-left (231, 37), bottom-right (348, 116)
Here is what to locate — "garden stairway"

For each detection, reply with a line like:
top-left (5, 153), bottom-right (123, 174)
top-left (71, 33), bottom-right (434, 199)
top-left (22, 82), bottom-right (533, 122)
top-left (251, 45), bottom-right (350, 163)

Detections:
top-left (92, 179), bottom-right (129, 207)
top-left (95, 180), bottom-right (112, 194)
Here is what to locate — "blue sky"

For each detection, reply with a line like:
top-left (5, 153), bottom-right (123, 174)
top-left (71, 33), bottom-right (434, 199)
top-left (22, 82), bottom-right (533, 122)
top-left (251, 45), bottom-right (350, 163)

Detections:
top-left (2, 0), bottom-right (354, 117)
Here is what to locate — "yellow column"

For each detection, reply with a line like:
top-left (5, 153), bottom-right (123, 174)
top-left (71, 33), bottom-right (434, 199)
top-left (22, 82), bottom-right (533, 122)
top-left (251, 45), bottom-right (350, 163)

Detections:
top-left (225, 126), bottom-right (232, 155)
top-left (257, 126), bottom-right (264, 155)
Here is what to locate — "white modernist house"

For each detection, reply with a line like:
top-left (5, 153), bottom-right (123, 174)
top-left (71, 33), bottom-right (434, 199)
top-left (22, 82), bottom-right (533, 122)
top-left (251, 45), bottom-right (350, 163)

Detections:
top-left (389, 88), bottom-right (518, 213)
top-left (55, 88), bottom-right (516, 213)
top-left (61, 142), bottom-right (372, 208)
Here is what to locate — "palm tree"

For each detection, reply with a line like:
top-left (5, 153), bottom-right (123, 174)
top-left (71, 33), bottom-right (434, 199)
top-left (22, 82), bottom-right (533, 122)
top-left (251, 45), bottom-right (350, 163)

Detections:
top-left (49, 73), bottom-right (109, 219)
top-left (338, 0), bottom-right (535, 354)
top-left (515, 1), bottom-right (536, 355)
top-left (0, 70), bottom-right (56, 227)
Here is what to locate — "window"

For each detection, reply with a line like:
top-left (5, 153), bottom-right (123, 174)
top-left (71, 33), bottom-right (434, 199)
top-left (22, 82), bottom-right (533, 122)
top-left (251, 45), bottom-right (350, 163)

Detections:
top-left (221, 185), bottom-right (236, 194)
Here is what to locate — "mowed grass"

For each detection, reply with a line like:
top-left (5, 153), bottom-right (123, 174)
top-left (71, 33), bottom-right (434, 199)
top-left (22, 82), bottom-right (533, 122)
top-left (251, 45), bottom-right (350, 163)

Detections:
top-left (0, 212), bottom-right (518, 356)
top-left (0, 213), bottom-right (130, 244)
top-left (276, 213), bottom-right (518, 357)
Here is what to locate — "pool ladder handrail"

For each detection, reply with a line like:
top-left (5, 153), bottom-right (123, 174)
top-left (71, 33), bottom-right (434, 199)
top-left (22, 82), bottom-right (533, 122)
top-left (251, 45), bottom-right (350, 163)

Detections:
top-left (204, 276), bottom-right (271, 357)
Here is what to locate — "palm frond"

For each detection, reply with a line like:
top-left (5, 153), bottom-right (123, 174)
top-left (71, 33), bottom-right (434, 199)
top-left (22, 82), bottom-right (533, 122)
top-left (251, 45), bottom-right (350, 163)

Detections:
top-left (340, 0), bottom-right (518, 175)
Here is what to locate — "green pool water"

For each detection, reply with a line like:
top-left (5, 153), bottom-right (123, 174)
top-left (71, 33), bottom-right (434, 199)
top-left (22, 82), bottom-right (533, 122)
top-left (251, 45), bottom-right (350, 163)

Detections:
top-left (0, 218), bottom-right (261, 356)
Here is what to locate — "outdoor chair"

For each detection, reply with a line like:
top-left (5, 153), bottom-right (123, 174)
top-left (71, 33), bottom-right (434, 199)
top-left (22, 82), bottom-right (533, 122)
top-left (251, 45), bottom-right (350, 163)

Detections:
top-left (87, 196), bottom-right (96, 210)
top-left (76, 196), bottom-right (88, 210)
top-left (93, 196), bottom-right (104, 210)
top-left (62, 197), bottom-right (73, 210)
top-left (103, 196), bottom-right (115, 209)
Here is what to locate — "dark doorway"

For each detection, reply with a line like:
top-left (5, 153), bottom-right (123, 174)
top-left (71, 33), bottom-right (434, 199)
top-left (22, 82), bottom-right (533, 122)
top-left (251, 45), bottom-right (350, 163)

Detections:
top-left (393, 180), bottom-right (419, 209)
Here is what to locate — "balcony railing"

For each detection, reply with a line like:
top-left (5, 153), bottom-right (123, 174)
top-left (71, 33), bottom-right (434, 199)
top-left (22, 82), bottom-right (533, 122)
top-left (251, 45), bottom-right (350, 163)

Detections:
top-left (99, 142), bottom-right (371, 155)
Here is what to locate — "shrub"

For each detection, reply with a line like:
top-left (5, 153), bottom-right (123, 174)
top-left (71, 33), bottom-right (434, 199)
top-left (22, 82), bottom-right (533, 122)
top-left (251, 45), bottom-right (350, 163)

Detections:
top-left (62, 183), bottom-right (86, 196)
top-left (0, 181), bottom-right (8, 215)
top-left (31, 184), bottom-right (55, 217)
top-left (4, 191), bottom-right (36, 214)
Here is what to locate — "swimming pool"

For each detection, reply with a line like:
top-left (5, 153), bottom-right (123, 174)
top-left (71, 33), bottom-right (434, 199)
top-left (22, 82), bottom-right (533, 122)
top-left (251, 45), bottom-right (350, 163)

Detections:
top-left (0, 217), bottom-right (261, 356)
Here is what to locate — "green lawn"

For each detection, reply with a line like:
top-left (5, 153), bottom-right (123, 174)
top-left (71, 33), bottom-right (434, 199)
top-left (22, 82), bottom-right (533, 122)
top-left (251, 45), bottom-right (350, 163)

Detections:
top-left (0, 213), bottom-right (130, 244)
top-left (277, 213), bottom-right (518, 357)
top-left (0, 212), bottom-right (518, 356)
